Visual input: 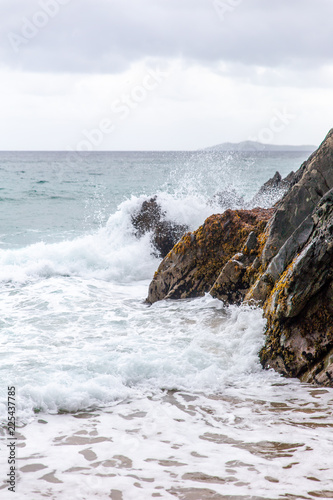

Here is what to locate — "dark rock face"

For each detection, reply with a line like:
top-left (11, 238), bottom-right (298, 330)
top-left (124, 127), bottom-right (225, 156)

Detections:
top-left (151, 220), bottom-right (188, 259)
top-left (131, 197), bottom-right (188, 258)
top-left (146, 129), bottom-right (333, 386)
top-left (147, 208), bottom-right (273, 304)
top-left (131, 197), bottom-right (162, 236)
top-left (247, 130), bottom-right (333, 305)
top-left (248, 129), bottom-right (333, 386)
top-left (259, 190), bottom-right (333, 385)
top-left (261, 130), bottom-right (333, 266)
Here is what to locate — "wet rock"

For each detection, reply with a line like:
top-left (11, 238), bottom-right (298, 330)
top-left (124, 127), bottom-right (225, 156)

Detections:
top-left (262, 129), bottom-right (333, 265)
top-left (209, 232), bottom-right (261, 304)
top-left (266, 191), bottom-right (333, 319)
top-left (259, 189), bottom-right (333, 386)
top-left (246, 129), bottom-right (333, 305)
top-left (250, 171), bottom-right (294, 208)
top-left (261, 284), bottom-right (333, 385)
top-left (131, 197), bottom-right (188, 258)
top-left (131, 197), bottom-right (162, 237)
top-left (146, 129), bottom-right (333, 386)
top-left (247, 214), bottom-right (315, 304)
top-left (209, 254), bottom-right (249, 304)
top-left (147, 208), bottom-right (273, 304)
top-left (242, 231), bottom-right (258, 254)
top-left (151, 220), bottom-right (188, 259)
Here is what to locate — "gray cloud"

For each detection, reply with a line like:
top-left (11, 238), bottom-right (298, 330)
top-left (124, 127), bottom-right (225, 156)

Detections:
top-left (1, 0), bottom-right (333, 75)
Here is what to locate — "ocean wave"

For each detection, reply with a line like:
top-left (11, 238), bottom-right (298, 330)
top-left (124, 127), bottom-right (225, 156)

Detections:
top-left (0, 296), bottom-right (270, 423)
top-left (0, 190), bottom-right (246, 284)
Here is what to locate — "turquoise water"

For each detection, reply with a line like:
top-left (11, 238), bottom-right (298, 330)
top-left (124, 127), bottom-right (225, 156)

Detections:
top-left (0, 150), bottom-right (307, 248)
top-left (1, 150), bottom-right (333, 499)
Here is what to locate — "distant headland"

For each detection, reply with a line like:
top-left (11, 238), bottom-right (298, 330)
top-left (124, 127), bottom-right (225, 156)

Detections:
top-left (204, 140), bottom-right (316, 152)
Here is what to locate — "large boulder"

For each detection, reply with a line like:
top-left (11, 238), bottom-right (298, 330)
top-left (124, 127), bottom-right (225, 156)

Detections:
top-left (131, 197), bottom-right (188, 258)
top-left (260, 190), bottom-right (333, 385)
top-left (147, 208), bottom-right (273, 304)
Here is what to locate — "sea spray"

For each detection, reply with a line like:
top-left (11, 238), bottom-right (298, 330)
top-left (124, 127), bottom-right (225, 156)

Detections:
top-left (1, 150), bottom-right (330, 499)
top-left (0, 285), bottom-right (268, 424)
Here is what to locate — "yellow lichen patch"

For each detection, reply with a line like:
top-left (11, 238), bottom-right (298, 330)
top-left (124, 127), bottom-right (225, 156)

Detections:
top-left (173, 232), bottom-right (193, 255)
top-left (261, 282), bottom-right (333, 382)
top-left (149, 207), bottom-right (274, 302)
top-left (264, 256), bottom-right (298, 316)
top-left (257, 230), bottom-right (268, 257)
top-left (186, 209), bottom-right (274, 293)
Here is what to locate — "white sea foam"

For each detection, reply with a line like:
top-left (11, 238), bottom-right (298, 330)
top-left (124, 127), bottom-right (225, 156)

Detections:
top-left (0, 275), bottom-right (270, 424)
top-left (2, 379), bottom-right (333, 500)
top-left (0, 192), bottom-right (272, 424)
top-left (0, 191), bottom-right (235, 284)
top-left (0, 201), bottom-right (156, 283)
top-left (1, 152), bottom-right (332, 499)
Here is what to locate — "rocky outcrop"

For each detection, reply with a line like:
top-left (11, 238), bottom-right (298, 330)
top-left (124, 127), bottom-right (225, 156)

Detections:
top-left (250, 171), bottom-right (294, 208)
top-left (260, 190), bottom-right (333, 385)
top-left (249, 130), bottom-right (333, 386)
top-left (247, 130), bottom-right (333, 305)
top-left (147, 208), bottom-right (273, 304)
top-left (209, 230), bottom-right (262, 304)
top-left (131, 197), bottom-right (188, 258)
top-left (146, 129), bottom-right (333, 386)
top-left (261, 130), bottom-right (333, 266)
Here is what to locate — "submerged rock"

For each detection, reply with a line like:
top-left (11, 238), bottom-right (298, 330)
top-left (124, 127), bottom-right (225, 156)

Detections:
top-left (131, 197), bottom-right (188, 258)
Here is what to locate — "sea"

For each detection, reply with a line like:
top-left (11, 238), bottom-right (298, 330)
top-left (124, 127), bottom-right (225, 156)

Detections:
top-left (0, 150), bottom-right (332, 500)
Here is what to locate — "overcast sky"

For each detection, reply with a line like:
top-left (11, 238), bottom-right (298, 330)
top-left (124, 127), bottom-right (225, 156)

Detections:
top-left (1, 0), bottom-right (333, 150)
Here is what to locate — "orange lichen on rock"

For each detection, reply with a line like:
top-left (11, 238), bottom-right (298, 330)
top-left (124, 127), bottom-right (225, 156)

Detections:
top-left (263, 256), bottom-right (298, 318)
top-left (147, 129), bottom-right (333, 387)
top-left (147, 208), bottom-right (273, 304)
top-left (173, 233), bottom-right (193, 255)
top-left (260, 284), bottom-right (333, 383)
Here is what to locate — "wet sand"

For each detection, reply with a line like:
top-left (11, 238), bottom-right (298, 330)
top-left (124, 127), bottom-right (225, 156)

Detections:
top-left (1, 386), bottom-right (333, 499)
